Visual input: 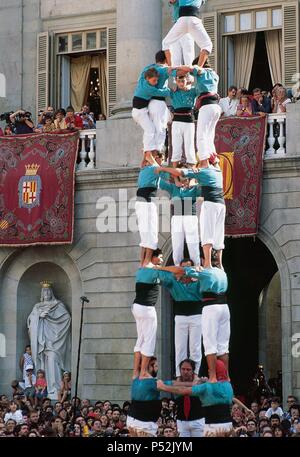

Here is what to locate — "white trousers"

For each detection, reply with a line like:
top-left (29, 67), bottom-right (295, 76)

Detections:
top-left (171, 34), bottom-right (195, 66)
top-left (132, 303), bottom-right (157, 357)
top-left (202, 304), bottom-right (230, 356)
top-left (135, 201), bottom-right (158, 250)
top-left (171, 215), bottom-right (200, 266)
top-left (148, 99), bottom-right (171, 152)
top-left (175, 314), bottom-right (202, 377)
top-left (177, 418), bottom-right (205, 437)
top-left (204, 422), bottom-right (233, 437)
top-left (197, 104), bottom-right (222, 161)
top-left (163, 16), bottom-right (213, 54)
top-left (172, 121), bottom-right (196, 164)
top-left (132, 107), bottom-right (156, 152)
top-left (127, 416), bottom-right (158, 437)
top-left (200, 201), bottom-right (226, 250)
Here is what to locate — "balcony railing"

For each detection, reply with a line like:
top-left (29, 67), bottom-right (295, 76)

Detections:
top-left (265, 113), bottom-right (287, 158)
top-left (76, 115), bottom-right (287, 171)
top-left (77, 129), bottom-right (96, 170)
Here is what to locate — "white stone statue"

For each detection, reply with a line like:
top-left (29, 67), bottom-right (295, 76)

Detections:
top-left (27, 281), bottom-right (71, 400)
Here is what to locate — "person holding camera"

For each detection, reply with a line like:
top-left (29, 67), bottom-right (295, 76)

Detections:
top-left (65, 106), bottom-right (83, 131)
top-left (10, 109), bottom-right (34, 134)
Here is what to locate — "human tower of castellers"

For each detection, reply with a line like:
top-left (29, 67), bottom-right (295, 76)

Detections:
top-left (125, 0), bottom-right (247, 438)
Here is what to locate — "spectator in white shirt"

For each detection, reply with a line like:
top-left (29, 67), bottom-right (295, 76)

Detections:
top-left (265, 397), bottom-right (284, 419)
top-left (24, 365), bottom-right (36, 405)
top-left (4, 401), bottom-right (24, 424)
top-left (219, 86), bottom-right (239, 117)
top-left (272, 86), bottom-right (291, 113)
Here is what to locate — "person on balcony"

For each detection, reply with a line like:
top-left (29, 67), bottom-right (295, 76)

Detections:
top-left (272, 86), bottom-right (291, 114)
top-left (65, 106), bottom-right (83, 131)
top-left (251, 88), bottom-right (271, 116)
top-left (219, 86), bottom-right (239, 117)
top-left (54, 109), bottom-right (67, 131)
top-left (236, 95), bottom-right (253, 117)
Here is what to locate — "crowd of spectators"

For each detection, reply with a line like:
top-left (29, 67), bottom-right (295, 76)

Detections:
top-left (1, 351), bottom-right (300, 438)
top-left (219, 83), bottom-right (293, 118)
top-left (1, 388), bottom-right (300, 438)
top-left (0, 104), bottom-right (106, 137)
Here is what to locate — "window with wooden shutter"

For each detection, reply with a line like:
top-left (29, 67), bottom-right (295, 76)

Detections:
top-left (107, 27), bottom-right (117, 117)
top-left (36, 32), bottom-right (49, 114)
top-left (202, 13), bottom-right (218, 72)
top-left (283, 2), bottom-right (299, 87)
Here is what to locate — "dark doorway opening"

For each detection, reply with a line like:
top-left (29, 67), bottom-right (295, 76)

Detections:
top-left (249, 32), bottom-right (273, 93)
top-left (223, 237), bottom-right (278, 396)
top-left (87, 68), bottom-right (101, 120)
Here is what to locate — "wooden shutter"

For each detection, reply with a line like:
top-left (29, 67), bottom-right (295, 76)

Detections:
top-left (202, 13), bottom-right (218, 73)
top-left (107, 27), bottom-right (117, 117)
top-left (36, 32), bottom-right (49, 114)
top-left (283, 2), bottom-right (299, 87)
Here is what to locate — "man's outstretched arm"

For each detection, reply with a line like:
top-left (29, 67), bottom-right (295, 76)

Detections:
top-left (155, 167), bottom-right (183, 178)
top-left (155, 265), bottom-right (185, 275)
top-left (157, 380), bottom-right (192, 396)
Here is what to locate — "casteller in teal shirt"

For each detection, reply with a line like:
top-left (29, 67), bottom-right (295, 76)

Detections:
top-left (184, 267), bottom-right (228, 295)
top-left (191, 381), bottom-right (233, 407)
top-left (182, 166), bottom-right (225, 205)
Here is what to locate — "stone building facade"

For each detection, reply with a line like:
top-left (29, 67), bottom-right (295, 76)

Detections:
top-left (1, 0), bottom-right (300, 403)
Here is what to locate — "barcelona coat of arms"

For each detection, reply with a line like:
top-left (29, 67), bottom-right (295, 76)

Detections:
top-left (18, 164), bottom-right (42, 210)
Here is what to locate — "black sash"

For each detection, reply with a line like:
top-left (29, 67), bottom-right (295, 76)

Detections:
top-left (134, 283), bottom-right (160, 307)
top-left (202, 292), bottom-right (227, 306)
top-left (201, 186), bottom-right (225, 204)
top-left (129, 400), bottom-right (161, 422)
top-left (174, 300), bottom-right (202, 316)
top-left (179, 6), bottom-right (200, 18)
top-left (152, 96), bottom-right (165, 101)
top-left (203, 404), bottom-right (232, 424)
top-left (133, 96), bottom-right (149, 109)
top-left (137, 187), bottom-right (157, 202)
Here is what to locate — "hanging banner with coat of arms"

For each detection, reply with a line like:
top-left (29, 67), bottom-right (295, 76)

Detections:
top-left (0, 132), bottom-right (79, 246)
top-left (215, 116), bottom-right (267, 237)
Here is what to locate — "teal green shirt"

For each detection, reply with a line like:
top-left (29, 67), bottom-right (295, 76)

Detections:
top-left (142, 64), bottom-right (170, 90)
top-left (156, 270), bottom-right (202, 302)
top-left (135, 268), bottom-right (160, 285)
top-left (165, 380), bottom-right (199, 398)
top-left (183, 167), bottom-right (223, 188)
top-left (159, 179), bottom-right (201, 200)
top-left (184, 267), bottom-right (228, 295)
top-left (191, 381), bottom-right (233, 407)
top-left (134, 77), bottom-right (171, 101)
top-left (169, 88), bottom-right (198, 110)
top-left (193, 68), bottom-right (219, 95)
top-left (170, 1), bottom-right (180, 22)
top-left (131, 378), bottom-right (160, 401)
top-left (183, 167), bottom-right (224, 204)
top-left (138, 166), bottom-right (169, 189)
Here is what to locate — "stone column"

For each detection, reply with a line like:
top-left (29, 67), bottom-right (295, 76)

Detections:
top-left (97, 0), bottom-right (163, 167)
top-left (112, 0), bottom-right (163, 118)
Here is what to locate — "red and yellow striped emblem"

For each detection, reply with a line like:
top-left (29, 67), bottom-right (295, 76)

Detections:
top-left (0, 220), bottom-right (9, 231)
top-left (22, 181), bottom-right (37, 204)
top-left (219, 152), bottom-right (234, 200)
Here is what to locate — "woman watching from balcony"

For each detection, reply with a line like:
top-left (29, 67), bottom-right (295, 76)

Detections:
top-left (236, 96), bottom-right (253, 117)
top-left (272, 86), bottom-right (291, 114)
